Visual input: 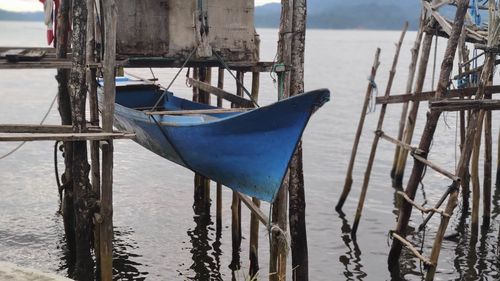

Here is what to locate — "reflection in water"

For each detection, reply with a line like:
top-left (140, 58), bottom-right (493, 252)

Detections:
top-left (113, 227), bottom-right (148, 280)
top-left (54, 218), bottom-right (147, 280)
top-left (337, 211), bottom-right (366, 281)
top-left (183, 208), bottom-right (223, 280)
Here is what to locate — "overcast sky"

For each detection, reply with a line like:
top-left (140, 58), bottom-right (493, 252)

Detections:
top-left (0, 0), bottom-right (281, 12)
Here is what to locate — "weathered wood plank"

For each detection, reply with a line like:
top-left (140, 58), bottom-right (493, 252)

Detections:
top-left (0, 124), bottom-right (102, 134)
top-left (0, 133), bottom-right (135, 142)
top-left (430, 99), bottom-right (500, 111)
top-left (187, 78), bottom-right (255, 108)
top-left (376, 85), bottom-right (500, 104)
top-left (146, 108), bottom-right (250, 115)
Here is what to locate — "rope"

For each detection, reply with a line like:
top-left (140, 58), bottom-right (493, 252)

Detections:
top-left (0, 92), bottom-right (58, 160)
top-left (213, 51), bottom-right (260, 107)
top-left (150, 46), bottom-right (198, 111)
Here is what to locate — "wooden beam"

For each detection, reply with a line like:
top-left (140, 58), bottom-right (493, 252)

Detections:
top-left (145, 108), bottom-right (250, 115)
top-left (430, 99), bottom-right (500, 111)
top-left (376, 85), bottom-right (500, 104)
top-left (187, 78), bottom-right (255, 108)
top-left (391, 232), bottom-right (433, 266)
top-left (0, 124), bottom-right (102, 134)
top-left (0, 132), bottom-right (135, 142)
top-left (235, 192), bottom-right (269, 227)
top-left (378, 131), bottom-right (424, 155)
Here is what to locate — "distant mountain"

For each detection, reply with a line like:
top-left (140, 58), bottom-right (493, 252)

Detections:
top-left (255, 1), bottom-right (422, 30)
top-left (0, 9), bottom-right (43, 21)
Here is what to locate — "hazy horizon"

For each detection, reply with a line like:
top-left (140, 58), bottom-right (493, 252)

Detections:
top-left (0, 0), bottom-right (281, 12)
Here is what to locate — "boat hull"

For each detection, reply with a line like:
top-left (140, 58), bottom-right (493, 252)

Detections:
top-left (99, 82), bottom-right (330, 202)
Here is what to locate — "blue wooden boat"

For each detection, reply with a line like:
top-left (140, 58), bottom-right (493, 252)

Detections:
top-left (99, 77), bottom-right (330, 202)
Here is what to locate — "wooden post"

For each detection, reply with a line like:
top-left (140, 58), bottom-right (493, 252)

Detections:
top-left (269, 181), bottom-right (288, 281)
top-left (458, 32), bottom-right (471, 210)
top-left (249, 71), bottom-right (261, 278)
top-left (288, 0), bottom-right (311, 280)
top-left (351, 24), bottom-right (408, 236)
top-left (86, 0), bottom-right (101, 272)
top-left (393, 25), bottom-right (435, 187)
top-left (100, 1), bottom-right (117, 280)
top-left (497, 129), bottom-right (500, 187)
top-left (385, 0), bottom-right (471, 274)
top-left (483, 102), bottom-right (492, 227)
top-left (230, 191), bottom-right (242, 270)
top-left (193, 67), bottom-right (212, 215)
top-left (230, 70), bottom-right (244, 271)
top-left (470, 112), bottom-right (484, 234)
top-left (249, 196), bottom-right (261, 278)
top-left (336, 48), bottom-right (381, 211)
top-left (69, 0), bottom-right (94, 279)
top-left (391, 10), bottom-right (425, 179)
top-left (216, 67), bottom-right (224, 234)
top-left (269, 1), bottom-right (292, 280)
top-left (55, 0), bottom-right (75, 256)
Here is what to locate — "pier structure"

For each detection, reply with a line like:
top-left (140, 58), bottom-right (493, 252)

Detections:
top-left (337, 0), bottom-right (500, 280)
top-left (0, 0), bottom-right (312, 280)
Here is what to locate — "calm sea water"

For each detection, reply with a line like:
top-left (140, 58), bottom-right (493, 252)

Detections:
top-left (1, 21), bottom-right (499, 281)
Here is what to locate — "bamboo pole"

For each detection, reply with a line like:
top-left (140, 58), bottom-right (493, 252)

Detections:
top-left (249, 70), bottom-right (260, 278)
top-left (336, 49), bottom-right (381, 211)
top-left (391, 10), bottom-right (425, 179)
top-left (100, 1), bottom-right (117, 280)
top-left (393, 26), bottom-right (435, 187)
top-left (351, 23), bottom-right (408, 235)
top-left (426, 13), bottom-right (486, 280)
top-left (387, 0), bottom-right (469, 274)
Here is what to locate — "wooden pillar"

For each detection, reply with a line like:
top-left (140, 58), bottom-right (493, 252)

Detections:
top-left (387, 0), bottom-right (469, 273)
top-left (69, 0), bottom-right (94, 279)
top-left (497, 128), bottom-right (500, 187)
top-left (336, 48), bottom-right (381, 211)
top-left (100, 1), bottom-right (117, 280)
top-left (230, 71), bottom-right (244, 271)
top-left (193, 67), bottom-right (212, 215)
top-left (249, 71), bottom-right (261, 278)
top-left (392, 24), bottom-right (435, 187)
top-left (458, 32), bottom-right (471, 210)
top-left (288, 0), bottom-right (310, 280)
top-left (86, 0), bottom-right (101, 272)
top-left (216, 67), bottom-right (224, 234)
top-left (391, 10), bottom-right (425, 179)
top-left (55, 0), bottom-right (75, 256)
top-left (352, 24), bottom-right (408, 236)
top-left (483, 102), bottom-right (492, 226)
top-left (470, 112), bottom-right (484, 234)
top-left (269, 1), bottom-right (292, 280)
